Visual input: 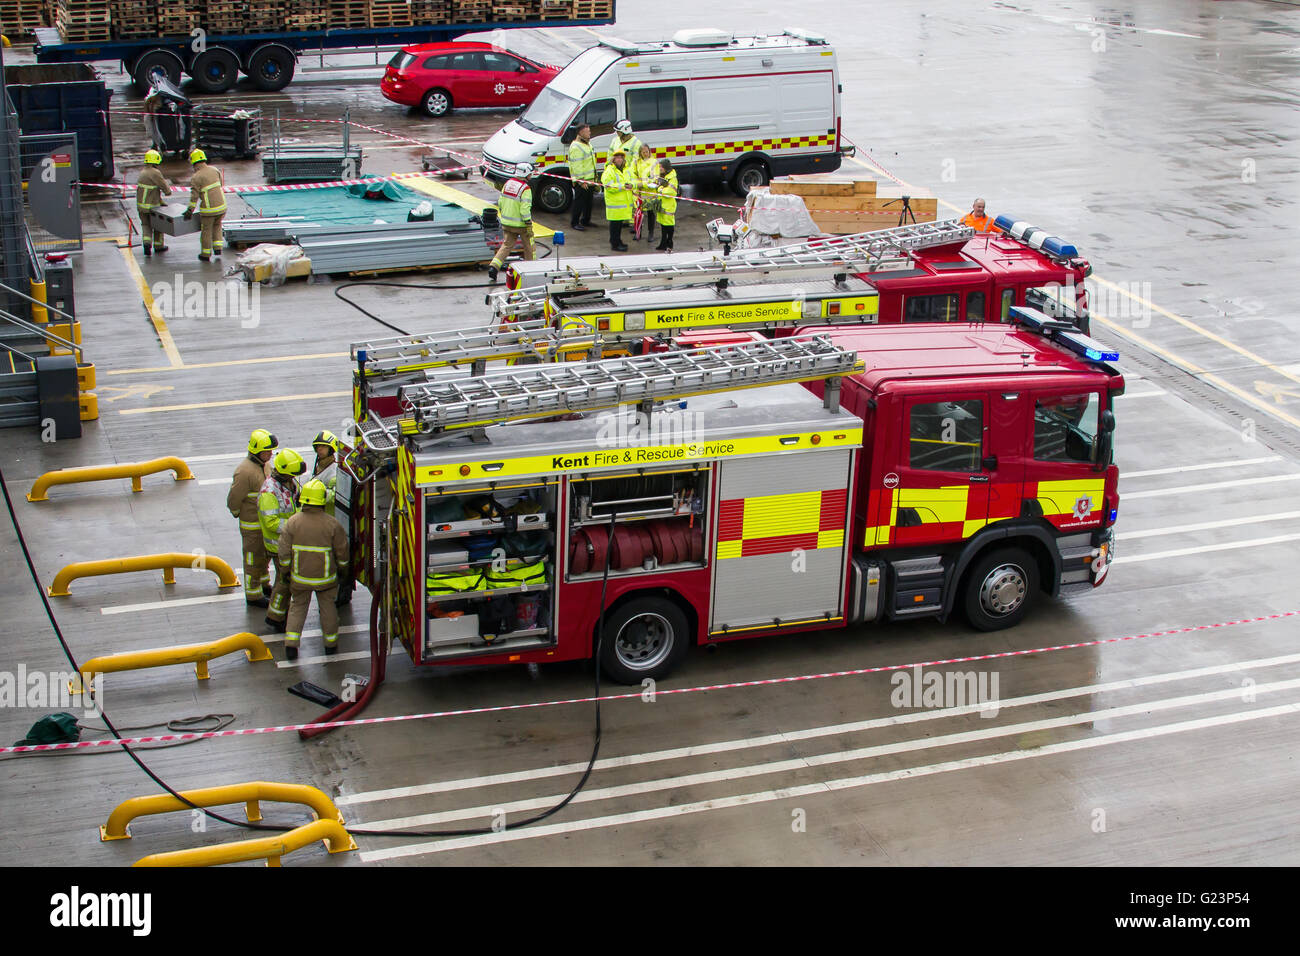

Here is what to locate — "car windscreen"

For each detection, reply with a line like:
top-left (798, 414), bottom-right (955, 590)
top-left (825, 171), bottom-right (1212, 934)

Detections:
top-left (389, 51), bottom-right (415, 71)
top-left (518, 87), bottom-right (580, 135)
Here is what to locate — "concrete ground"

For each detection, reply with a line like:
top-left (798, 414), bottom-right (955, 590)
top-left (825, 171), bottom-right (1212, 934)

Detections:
top-left (0, 0), bottom-right (1298, 869)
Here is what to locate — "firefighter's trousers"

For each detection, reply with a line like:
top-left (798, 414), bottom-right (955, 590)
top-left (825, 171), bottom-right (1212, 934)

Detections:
top-left (240, 528), bottom-right (270, 601)
top-left (491, 224), bottom-right (534, 268)
top-left (286, 585), bottom-right (340, 650)
top-left (267, 558), bottom-right (292, 623)
top-left (137, 206), bottom-right (164, 248)
top-left (200, 213), bottom-right (225, 255)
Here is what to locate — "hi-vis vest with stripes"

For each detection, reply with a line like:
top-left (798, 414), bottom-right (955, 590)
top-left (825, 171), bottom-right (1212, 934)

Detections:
top-left (498, 178), bottom-right (532, 228)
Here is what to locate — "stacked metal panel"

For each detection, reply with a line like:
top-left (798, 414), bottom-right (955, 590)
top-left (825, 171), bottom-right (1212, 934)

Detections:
top-left (222, 219), bottom-right (495, 274)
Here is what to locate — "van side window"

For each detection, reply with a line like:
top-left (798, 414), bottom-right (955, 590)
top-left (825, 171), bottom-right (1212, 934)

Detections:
top-left (576, 98), bottom-right (617, 135)
top-left (903, 293), bottom-right (959, 323)
top-left (909, 401), bottom-right (983, 472)
top-left (967, 292), bottom-right (985, 321)
top-left (626, 87), bottom-right (687, 131)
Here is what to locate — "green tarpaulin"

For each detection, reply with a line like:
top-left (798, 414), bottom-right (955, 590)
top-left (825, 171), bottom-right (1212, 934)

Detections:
top-left (239, 182), bottom-right (475, 226)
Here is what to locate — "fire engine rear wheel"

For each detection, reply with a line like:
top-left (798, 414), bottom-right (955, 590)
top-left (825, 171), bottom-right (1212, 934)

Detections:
top-left (962, 547), bottom-right (1039, 631)
top-left (599, 597), bottom-right (688, 683)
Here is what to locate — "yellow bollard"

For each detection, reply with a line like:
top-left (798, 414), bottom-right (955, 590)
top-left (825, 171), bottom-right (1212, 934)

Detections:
top-left (27, 457), bottom-right (194, 502)
top-left (132, 819), bottom-right (356, 867)
top-left (102, 782), bottom-right (349, 842)
top-left (71, 632), bottom-right (273, 694)
top-left (47, 552), bottom-right (239, 597)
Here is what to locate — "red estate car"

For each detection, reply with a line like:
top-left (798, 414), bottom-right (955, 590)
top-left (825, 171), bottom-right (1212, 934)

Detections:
top-left (381, 42), bottom-right (559, 117)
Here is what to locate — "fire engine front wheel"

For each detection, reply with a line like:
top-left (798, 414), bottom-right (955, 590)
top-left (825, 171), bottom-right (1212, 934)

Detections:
top-left (599, 597), bottom-right (689, 683)
top-left (962, 547), bottom-right (1039, 631)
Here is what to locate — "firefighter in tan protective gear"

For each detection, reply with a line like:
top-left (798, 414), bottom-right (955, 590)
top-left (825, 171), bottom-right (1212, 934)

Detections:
top-left (260, 447), bottom-right (306, 631)
top-left (227, 428), bottom-right (278, 607)
top-left (136, 149), bottom-right (171, 257)
top-left (184, 148), bottom-right (227, 261)
top-left (277, 478), bottom-right (350, 660)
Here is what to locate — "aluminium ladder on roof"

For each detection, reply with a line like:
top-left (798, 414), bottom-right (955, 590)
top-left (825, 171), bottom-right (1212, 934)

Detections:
top-left (351, 318), bottom-right (598, 375)
top-left (532, 219), bottom-right (976, 295)
top-left (397, 334), bottom-right (860, 435)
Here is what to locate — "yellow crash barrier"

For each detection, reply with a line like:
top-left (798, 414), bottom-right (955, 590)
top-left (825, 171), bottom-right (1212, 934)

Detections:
top-left (71, 632), bottom-right (273, 694)
top-left (27, 456), bottom-right (194, 502)
top-left (133, 818), bottom-right (356, 867)
top-left (102, 781), bottom-right (351, 841)
top-left (47, 552), bottom-right (239, 597)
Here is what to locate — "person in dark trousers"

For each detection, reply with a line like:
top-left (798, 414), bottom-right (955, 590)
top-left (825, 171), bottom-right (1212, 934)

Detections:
top-left (567, 124), bottom-right (596, 231)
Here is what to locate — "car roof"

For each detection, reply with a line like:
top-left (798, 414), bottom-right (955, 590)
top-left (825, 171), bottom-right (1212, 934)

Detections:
top-left (399, 41), bottom-right (526, 56)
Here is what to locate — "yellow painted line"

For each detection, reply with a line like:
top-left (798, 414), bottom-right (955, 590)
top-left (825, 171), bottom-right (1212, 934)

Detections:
top-left (119, 390), bottom-right (351, 415)
top-left (400, 174), bottom-right (556, 239)
top-left (106, 351), bottom-right (350, 376)
top-left (85, 235), bottom-right (128, 243)
top-left (119, 245), bottom-right (183, 367)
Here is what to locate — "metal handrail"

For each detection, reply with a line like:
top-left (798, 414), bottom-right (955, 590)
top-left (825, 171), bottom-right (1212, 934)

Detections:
top-left (1, 342), bottom-right (36, 365)
top-left (0, 306), bottom-right (83, 364)
top-left (0, 279), bottom-right (75, 322)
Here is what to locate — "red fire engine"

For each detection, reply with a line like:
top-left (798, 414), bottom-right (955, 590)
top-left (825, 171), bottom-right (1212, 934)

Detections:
top-left (342, 305), bottom-right (1120, 682)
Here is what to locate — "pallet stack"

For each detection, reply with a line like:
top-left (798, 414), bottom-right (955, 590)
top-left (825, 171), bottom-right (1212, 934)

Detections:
top-left (538, 0), bottom-right (570, 19)
top-left (0, 0), bottom-right (48, 40)
top-left (571, 0), bottom-right (612, 18)
top-left (245, 0), bottom-right (286, 31)
top-left (409, 0), bottom-right (448, 23)
top-left (108, 0), bottom-right (152, 38)
top-left (155, 1), bottom-right (201, 36)
top-left (328, 0), bottom-right (368, 27)
top-left (284, 0), bottom-right (328, 29)
top-left (451, 0), bottom-right (488, 23)
top-left (368, 0), bottom-right (410, 27)
top-left (768, 176), bottom-right (938, 234)
top-left (56, 0), bottom-right (111, 41)
top-left (203, 0), bottom-right (245, 33)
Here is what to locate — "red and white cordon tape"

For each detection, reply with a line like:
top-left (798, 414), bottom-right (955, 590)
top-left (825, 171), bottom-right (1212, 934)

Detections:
top-left (1, 610), bottom-right (1292, 756)
top-left (77, 168), bottom-right (478, 195)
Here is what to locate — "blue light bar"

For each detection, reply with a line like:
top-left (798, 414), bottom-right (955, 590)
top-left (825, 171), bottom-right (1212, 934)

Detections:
top-left (1008, 305), bottom-right (1051, 330)
top-left (1057, 329), bottom-right (1120, 363)
top-left (1041, 236), bottom-right (1079, 259)
top-left (992, 215), bottom-right (1078, 258)
top-left (993, 214), bottom-right (1016, 233)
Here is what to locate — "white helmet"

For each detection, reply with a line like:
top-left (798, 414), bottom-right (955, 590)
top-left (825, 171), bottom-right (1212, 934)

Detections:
top-left (514, 162), bottom-right (535, 178)
top-left (614, 119), bottom-right (633, 135)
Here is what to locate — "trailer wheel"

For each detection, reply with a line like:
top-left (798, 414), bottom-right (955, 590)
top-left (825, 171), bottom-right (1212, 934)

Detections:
top-left (536, 175), bottom-right (572, 215)
top-left (962, 547), bottom-right (1039, 632)
top-left (599, 596), bottom-right (689, 683)
top-left (132, 49), bottom-right (184, 90)
top-left (420, 87), bottom-right (452, 117)
top-left (190, 47), bottom-right (240, 94)
top-left (730, 158), bottom-right (770, 196)
top-left (247, 44), bottom-right (295, 92)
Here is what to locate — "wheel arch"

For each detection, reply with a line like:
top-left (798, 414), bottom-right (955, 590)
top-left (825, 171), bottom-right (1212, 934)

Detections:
top-left (944, 521), bottom-right (1062, 619)
top-left (587, 585), bottom-right (700, 659)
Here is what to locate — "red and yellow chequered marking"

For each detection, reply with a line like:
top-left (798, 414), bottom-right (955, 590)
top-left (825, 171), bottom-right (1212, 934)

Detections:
top-left (538, 134), bottom-right (836, 169)
top-left (862, 478), bottom-right (1106, 547)
top-left (716, 487), bottom-right (847, 559)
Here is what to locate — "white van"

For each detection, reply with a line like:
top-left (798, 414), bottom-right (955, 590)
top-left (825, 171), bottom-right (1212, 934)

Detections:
top-left (481, 28), bottom-right (852, 215)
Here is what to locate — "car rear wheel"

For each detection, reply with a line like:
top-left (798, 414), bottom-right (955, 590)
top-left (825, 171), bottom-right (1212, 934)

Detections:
top-left (422, 88), bottom-right (452, 117)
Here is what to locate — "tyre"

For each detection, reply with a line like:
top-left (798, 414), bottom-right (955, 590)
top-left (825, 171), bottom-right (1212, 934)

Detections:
top-left (132, 49), bottom-right (184, 90)
top-left (730, 159), bottom-right (770, 196)
top-left (598, 596), bottom-right (689, 683)
top-left (535, 175), bottom-right (572, 215)
top-left (247, 45), bottom-right (295, 92)
top-left (421, 88), bottom-right (452, 117)
top-left (962, 547), bottom-right (1039, 632)
top-left (190, 47), bottom-right (240, 94)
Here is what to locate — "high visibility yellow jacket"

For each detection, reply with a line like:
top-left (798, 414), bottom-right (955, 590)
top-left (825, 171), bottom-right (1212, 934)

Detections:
top-left (567, 139), bottom-right (596, 184)
top-left (497, 177), bottom-right (532, 228)
top-left (227, 455), bottom-right (266, 533)
top-left (136, 167), bottom-right (171, 211)
top-left (656, 170), bottom-right (679, 226)
top-left (257, 475), bottom-right (299, 551)
top-left (188, 163), bottom-right (227, 216)
top-left (313, 456), bottom-right (339, 517)
top-left (610, 132), bottom-right (641, 165)
top-left (631, 156), bottom-right (659, 198)
top-left (602, 164), bottom-right (634, 221)
top-left (278, 506), bottom-right (348, 590)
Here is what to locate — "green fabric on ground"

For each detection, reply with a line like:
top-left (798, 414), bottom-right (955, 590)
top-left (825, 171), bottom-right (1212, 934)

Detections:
top-left (240, 183), bottom-right (475, 226)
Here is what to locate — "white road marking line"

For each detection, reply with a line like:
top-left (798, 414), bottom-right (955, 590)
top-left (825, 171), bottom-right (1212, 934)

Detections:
top-left (358, 701), bottom-right (1300, 860)
top-left (337, 650), bottom-right (1300, 806)
top-left (196, 478), bottom-right (229, 486)
top-left (173, 452), bottom-right (246, 463)
top-left (1123, 473), bottom-right (1300, 499)
top-left (1118, 511), bottom-right (1300, 540)
top-left (356, 677), bottom-right (1300, 831)
top-left (1115, 533), bottom-right (1300, 564)
top-left (276, 648), bottom-right (386, 667)
top-left (1123, 456), bottom-right (1282, 478)
top-left (258, 623), bottom-right (370, 645)
top-left (101, 592), bottom-right (248, 614)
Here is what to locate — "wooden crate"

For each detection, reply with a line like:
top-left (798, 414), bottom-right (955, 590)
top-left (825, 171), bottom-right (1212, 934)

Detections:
top-left (368, 0), bottom-right (409, 27)
top-left (770, 176), bottom-right (877, 198)
top-left (328, 0), bottom-right (369, 27)
top-left (409, 0), bottom-right (447, 22)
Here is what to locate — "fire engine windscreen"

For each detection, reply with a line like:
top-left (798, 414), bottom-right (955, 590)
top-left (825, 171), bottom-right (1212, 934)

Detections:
top-left (1033, 393), bottom-right (1102, 464)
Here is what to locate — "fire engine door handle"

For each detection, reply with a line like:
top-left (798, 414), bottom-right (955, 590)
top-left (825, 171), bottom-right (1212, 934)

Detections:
top-left (896, 507), bottom-right (922, 527)
top-left (981, 455), bottom-right (998, 470)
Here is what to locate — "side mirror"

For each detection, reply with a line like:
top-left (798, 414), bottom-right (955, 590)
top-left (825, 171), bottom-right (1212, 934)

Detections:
top-left (1096, 407), bottom-right (1116, 468)
top-left (560, 125), bottom-right (577, 146)
top-left (1100, 409), bottom-right (1115, 432)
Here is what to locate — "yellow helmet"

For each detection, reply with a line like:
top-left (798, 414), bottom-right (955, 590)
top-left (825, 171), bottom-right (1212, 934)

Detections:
top-left (188, 148), bottom-right (207, 164)
top-left (272, 448), bottom-right (306, 478)
top-left (248, 428), bottom-right (278, 455)
top-left (300, 479), bottom-right (329, 508)
top-left (144, 149), bottom-right (162, 165)
top-left (312, 429), bottom-right (339, 453)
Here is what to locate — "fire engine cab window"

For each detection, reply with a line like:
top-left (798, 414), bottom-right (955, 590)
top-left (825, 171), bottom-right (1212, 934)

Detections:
top-left (903, 293), bottom-right (959, 323)
top-left (967, 292), bottom-right (985, 321)
top-left (1034, 394), bottom-right (1100, 463)
top-left (625, 87), bottom-right (687, 132)
top-left (909, 400), bottom-right (983, 472)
